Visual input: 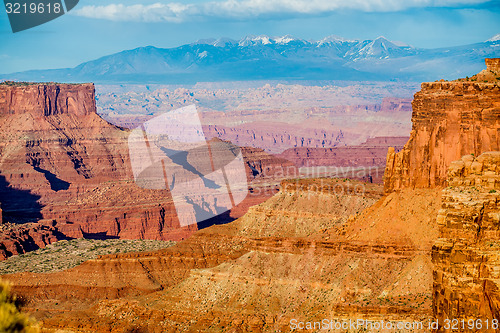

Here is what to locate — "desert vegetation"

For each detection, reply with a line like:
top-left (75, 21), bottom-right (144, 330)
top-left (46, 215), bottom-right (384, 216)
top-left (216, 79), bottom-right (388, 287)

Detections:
top-left (0, 239), bottom-right (175, 274)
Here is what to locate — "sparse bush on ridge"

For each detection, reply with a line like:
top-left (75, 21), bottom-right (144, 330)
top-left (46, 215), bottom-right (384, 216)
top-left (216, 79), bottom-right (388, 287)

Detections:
top-left (0, 239), bottom-right (175, 275)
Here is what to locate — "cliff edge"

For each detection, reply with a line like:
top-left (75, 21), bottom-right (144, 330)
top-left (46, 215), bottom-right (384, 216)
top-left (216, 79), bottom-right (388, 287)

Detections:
top-left (385, 58), bottom-right (500, 193)
top-left (0, 82), bottom-right (95, 117)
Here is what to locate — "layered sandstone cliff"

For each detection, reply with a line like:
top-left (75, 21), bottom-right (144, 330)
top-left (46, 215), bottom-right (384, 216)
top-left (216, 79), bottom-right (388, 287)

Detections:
top-left (384, 59), bottom-right (500, 193)
top-left (0, 83), bottom-right (176, 252)
top-left (0, 82), bottom-right (95, 116)
top-left (0, 82), bottom-right (130, 217)
top-left (0, 221), bottom-right (71, 260)
top-left (433, 152), bottom-right (500, 331)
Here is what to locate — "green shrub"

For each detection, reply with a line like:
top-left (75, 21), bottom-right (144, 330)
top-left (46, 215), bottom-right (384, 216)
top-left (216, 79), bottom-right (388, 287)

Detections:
top-left (0, 280), bottom-right (39, 332)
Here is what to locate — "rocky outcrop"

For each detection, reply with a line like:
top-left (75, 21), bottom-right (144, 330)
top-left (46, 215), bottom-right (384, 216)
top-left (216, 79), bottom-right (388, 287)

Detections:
top-left (384, 59), bottom-right (500, 193)
top-left (0, 83), bottom-right (173, 246)
top-left (227, 178), bottom-right (383, 238)
top-left (486, 58), bottom-right (500, 72)
top-left (0, 82), bottom-right (131, 220)
top-left (242, 146), bottom-right (297, 180)
top-left (433, 152), bottom-right (500, 331)
top-left (380, 97), bottom-right (412, 113)
top-left (0, 221), bottom-right (73, 260)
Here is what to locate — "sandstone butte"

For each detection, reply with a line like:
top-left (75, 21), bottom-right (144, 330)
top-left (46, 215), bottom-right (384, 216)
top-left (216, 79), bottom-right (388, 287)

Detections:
top-left (1, 59), bottom-right (499, 332)
top-left (0, 82), bottom-right (296, 259)
top-left (385, 58), bottom-right (500, 193)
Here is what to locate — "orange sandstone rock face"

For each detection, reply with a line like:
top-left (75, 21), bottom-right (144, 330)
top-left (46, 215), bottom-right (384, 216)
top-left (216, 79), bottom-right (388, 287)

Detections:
top-left (0, 83), bottom-right (95, 116)
top-left (0, 83), bottom-right (131, 218)
top-left (433, 152), bottom-right (500, 331)
top-left (384, 61), bottom-right (500, 193)
top-left (485, 58), bottom-right (500, 73)
top-left (0, 83), bottom-right (182, 251)
top-left (0, 221), bottom-right (71, 260)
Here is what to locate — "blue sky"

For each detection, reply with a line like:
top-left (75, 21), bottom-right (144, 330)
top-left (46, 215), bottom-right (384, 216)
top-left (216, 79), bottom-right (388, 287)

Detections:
top-left (0, 0), bottom-right (499, 73)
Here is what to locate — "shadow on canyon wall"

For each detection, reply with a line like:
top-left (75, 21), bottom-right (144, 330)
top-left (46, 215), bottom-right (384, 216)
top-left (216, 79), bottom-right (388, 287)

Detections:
top-left (0, 174), bottom-right (43, 223)
top-left (196, 210), bottom-right (237, 230)
top-left (33, 166), bottom-right (70, 192)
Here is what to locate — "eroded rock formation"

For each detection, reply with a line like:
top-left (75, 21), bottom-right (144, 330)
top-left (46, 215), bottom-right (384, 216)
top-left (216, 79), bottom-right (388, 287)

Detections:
top-left (0, 82), bottom-right (95, 116)
top-left (486, 58), bottom-right (500, 72)
top-left (384, 59), bottom-right (500, 193)
top-left (0, 221), bottom-right (72, 260)
top-left (433, 152), bottom-right (500, 331)
top-left (0, 82), bottom-right (131, 218)
top-left (0, 82), bottom-right (294, 258)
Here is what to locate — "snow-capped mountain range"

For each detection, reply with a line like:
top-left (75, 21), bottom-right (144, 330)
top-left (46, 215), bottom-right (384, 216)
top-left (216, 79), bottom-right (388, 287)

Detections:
top-left (3, 34), bottom-right (500, 83)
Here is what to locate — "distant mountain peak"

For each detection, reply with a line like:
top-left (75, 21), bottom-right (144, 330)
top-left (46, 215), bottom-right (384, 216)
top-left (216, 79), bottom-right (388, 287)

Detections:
top-left (317, 35), bottom-right (358, 46)
top-left (213, 37), bottom-right (237, 47)
top-left (238, 35), bottom-right (306, 47)
top-left (487, 33), bottom-right (500, 42)
top-left (239, 35), bottom-right (272, 46)
top-left (370, 37), bottom-right (398, 48)
top-left (191, 37), bottom-right (236, 47)
top-left (274, 35), bottom-right (301, 45)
